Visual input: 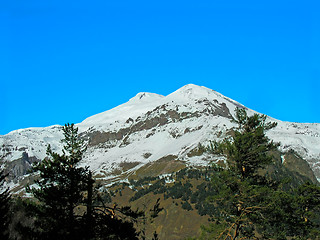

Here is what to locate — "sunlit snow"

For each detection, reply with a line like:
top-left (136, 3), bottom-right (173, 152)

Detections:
top-left (1, 84), bottom-right (319, 184)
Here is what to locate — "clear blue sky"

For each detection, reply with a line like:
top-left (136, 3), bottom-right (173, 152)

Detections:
top-left (1, 0), bottom-right (319, 135)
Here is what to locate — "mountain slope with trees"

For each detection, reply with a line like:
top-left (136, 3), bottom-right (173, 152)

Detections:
top-left (0, 85), bottom-right (319, 239)
top-left (1, 112), bottom-right (319, 239)
top-left (99, 109), bottom-right (320, 239)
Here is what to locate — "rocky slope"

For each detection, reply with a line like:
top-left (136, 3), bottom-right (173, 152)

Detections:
top-left (1, 84), bottom-right (319, 189)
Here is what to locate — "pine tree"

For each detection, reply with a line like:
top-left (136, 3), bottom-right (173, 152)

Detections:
top-left (222, 107), bottom-right (278, 180)
top-left (28, 123), bottom-right (90, 240)
top-left (199, 108), bottom-right (320, 239)
top-left (0, 170), bottom-right (11, 240)
top-left (205, 108), bottom-right (279, 239)
top-left (27, 123), bottom-right (141, 240)
top-left (262, 182), bottom-right (320, 239)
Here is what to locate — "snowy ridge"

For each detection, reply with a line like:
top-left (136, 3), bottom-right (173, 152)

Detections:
top-left (1, 84), bottom-right (320, 183)
top-left (79, 92), bottom-right (164, 132)
top-left (0, 125), bottom-right (63, 162)
top-left (79, 84), bottom-right (249, 132)
top-left (268, 121), bottom-right (320, 174)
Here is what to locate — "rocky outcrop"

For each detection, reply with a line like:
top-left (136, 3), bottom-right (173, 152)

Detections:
top-left (4, 152), bottom-right (39, 181)
top-left (87, 100), bottom-right (233, 147)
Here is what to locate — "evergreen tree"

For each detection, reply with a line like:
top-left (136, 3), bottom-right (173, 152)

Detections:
top-left (212, 108), bottom-right (279, 238)
top-left (261, 182), bottom-right (320, 239)
top-left (0, 170), bottom-right (11, 240)
top-left (217, 107), bottom-right (278, 180)
top-left (27, 123), bottom-right (141, 240)
top-left (209, 108), bottom-right (279, 238)
top-left (199, 108), bottom-right (320, 239)
top-left (28, 123), bottom-right (90, 239)
top-left (204, 109), bottom-right (276, 239)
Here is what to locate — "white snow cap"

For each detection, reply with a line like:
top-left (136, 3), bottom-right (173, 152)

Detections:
top-left (168, 84), bottom-right (214, 99)
top-left (129, 92), bottom-right (164, 102)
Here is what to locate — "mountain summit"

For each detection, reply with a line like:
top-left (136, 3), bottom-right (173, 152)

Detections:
top-left (1, 84), bottom-right (320, 190)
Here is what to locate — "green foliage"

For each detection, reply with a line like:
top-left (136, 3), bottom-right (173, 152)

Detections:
top-left (207, 167), bottom-right (273, 239)
top-left (220, 107), bottom-right (279, 180)
top-left (26, 123), bottom-right (142, 240)
top-left (197, 223), bottom-right (228, 240)
top-left (149, 198), bottom-right (163, 219)
top-left (128, 166), bottom-right (220, 218)
top-left (164, 181), bottom-right (193, 200)
top-left (27, 123), bottom-right (89, 239)
top-left (0, 170), bottom-right (11, 240)
top-left (88, 201), bottom-right (142, 240)
top-left (6, 197), bottom-right (36, 240)
top-left (130, 179), bottom-right (166, 202)
top-left (196, 108), bottom-right (320, 240)
top-left (129, 176), bottom-right (160, 187)
top-left (182, 201), bottom-right (193, 211)
top-left (199, 108), bottom-right (281, 238)
top-left (260, 182), bottom-right (320, 239)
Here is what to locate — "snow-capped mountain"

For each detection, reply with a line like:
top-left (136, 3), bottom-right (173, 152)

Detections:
top-left (1, 84), bottom-right (320, 186)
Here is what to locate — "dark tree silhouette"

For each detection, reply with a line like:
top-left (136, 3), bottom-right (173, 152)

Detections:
top-left (0, 170), bottom-right (11, 240)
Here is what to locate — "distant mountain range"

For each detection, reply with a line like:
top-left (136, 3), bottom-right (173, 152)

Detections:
top-left (1, 84), bottom-right (319, 192)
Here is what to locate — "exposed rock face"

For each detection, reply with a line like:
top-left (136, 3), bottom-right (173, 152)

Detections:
top-left (282, 150), bottom-right (318, 184)
top-left (4, 152), bottom-right (39, 182)
top-left (87, 100), bottom-right (233, 147)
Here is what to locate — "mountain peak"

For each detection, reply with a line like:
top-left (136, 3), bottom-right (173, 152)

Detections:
top-left (129, 92), bottom-right (164, 103)
top-left (168, 84), bottom-right (215, 100)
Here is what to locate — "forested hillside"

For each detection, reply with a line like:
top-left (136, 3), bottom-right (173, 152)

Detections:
top-left (1, 109), bottom-right (320, 239)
